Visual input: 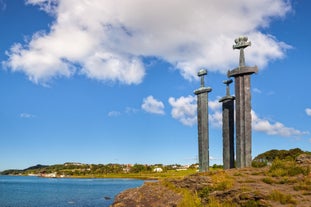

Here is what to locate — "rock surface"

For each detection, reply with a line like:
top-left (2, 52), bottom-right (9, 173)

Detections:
top-left (112, 182), bottom-right (182, 207)
top-left (296, 153), bottom-right (311, 165)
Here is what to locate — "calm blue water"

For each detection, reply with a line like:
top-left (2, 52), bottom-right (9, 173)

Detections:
top-left (0, 175), bottom-right (144, 207)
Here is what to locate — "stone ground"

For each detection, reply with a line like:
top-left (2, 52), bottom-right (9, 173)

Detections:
top-left (112, 181), bottom-right (182, 207)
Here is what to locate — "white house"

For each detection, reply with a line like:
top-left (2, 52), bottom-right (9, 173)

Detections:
top-left (153, 167), bottom-right (163, 172)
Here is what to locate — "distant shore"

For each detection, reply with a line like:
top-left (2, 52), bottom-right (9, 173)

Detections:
top-left (1, 169), bottom-right (198, 181)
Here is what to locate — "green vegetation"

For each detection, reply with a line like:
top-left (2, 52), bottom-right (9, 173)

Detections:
top-left (268, 158), bottom-right (310, 177)
top-left (198, 171), bottom-right (234, 206)
top-left (252, 148), bottom-right (310, 167)
top-left (162, 180), bottom-right (201, 207)
top-left (0, 162), bottom-right (197, 179)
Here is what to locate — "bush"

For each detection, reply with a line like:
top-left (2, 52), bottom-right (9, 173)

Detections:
top-left (251, 160), bottom-right (267, 168)
top-left (262, 177), bottom-right (274, 184)
top-left (198, 187), bottom-right (212, 199)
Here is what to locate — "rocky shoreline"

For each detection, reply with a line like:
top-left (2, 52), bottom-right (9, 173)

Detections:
top-left (112, 181), bottom-right (182, 207)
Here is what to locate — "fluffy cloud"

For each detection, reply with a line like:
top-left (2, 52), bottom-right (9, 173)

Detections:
top-left (168, 94), bottom-right (309, 139)
top-left (168, 95), bottom-right (308, 138)
top-left (168, 95), bottom-right (197, 126)
top-left (208, 99), bottom-right (223, 128)
top-left (209, 99), bottom-right (222, 111)
top-left (210, 111), bottom-right (223, 128)
top-left (4, 0), bottom-right (291, 84)
top-left (305, 108), bottom-right (311, 116)
top-left (252, 111), bottom-right (309, 137)
top-left (168, 96), bottom-right (223, 127)
top-left (141, 96), bottom-right (165, 115)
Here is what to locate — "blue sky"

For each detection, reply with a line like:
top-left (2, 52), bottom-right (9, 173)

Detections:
top-left (0, 0), bottom-right (310, 171)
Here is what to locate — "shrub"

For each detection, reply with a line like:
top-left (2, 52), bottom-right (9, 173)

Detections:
top-left (199, 187), bottom-right (212, 199)
top-left (251, 160), bottom-right (267, 168)
top-left (262, 177), bottom-right (274, 184)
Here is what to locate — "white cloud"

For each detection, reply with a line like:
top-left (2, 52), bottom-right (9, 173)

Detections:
top-left (168, 95), bottom-right (308, 138)
top-left (141, 96), bottom-right (165, 115)
top-left (125, 107), bottom-right (139, 115)
top-left (168, 96), bottom-right (222, 127)
top-left (209, 99), bottom-right (222, 111)
top-left (3, 0), bottom-right (291, 84)
top-left (168, 95), bottom-right (197, 126)
top-left (20, 113), bottom-right (36, 118)
top-left (210, 111), bottom-right (223, 128)
top-left (252, 110), bottom-right (309, 137)
top-left (305, 108), bottom-right (311, 116)
top-left (108, 111), bottom-right (121, 117)
top-left (208, 99), bottom-right (223, 128)
top-left (108, 107), bottom-right (139, 116)
top-left (26, 0), bottom-right (58, 14)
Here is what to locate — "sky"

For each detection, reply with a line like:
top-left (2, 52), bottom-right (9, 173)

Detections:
top-left (0, 0), bottom-right (310, 171)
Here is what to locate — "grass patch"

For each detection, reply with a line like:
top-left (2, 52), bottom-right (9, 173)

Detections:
top-left (269, 190), bottom-right (297, 205)
top-left (278, 177), bottom-right (296, 184)
top-left (250, 171), bottom-right (264, 176)
top-left (293, 184), bottom-right (311, 191)
top-left (262, 177), bottom-right (274, 184)
top-left (177, 190), bottom-right (201, 207)
top-left (206, 196), bottom-right (236, 207)
top-left (210, 171), bottom-right (234, 191)
top-left (233, 172), bottom-right (242, 176)
top-left (242, 179), bottom-right (256, 183)
top-left (293, 177), bottom-right (311, 191)
top-left (161, 180), bottom-right (201, 207)
top-left (75, 169), bottom-right (197, 180)
top-left (198, 171), bottom-right (234, 205)
top-left (268, 158), bottom-right (310, 177)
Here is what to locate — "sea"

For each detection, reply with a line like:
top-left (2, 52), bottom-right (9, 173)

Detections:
top-left (0, 175), bottom-right (144, 207)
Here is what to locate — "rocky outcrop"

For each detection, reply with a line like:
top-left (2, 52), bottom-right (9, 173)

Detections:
top-left (112, 181), bottom-right (182, 207)
top-left (111, 166), bottom-right (311, 207)
top-left (169, 173), bottom-right (212, 191)
top-left (296, 153), bottom-right (311, 165)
